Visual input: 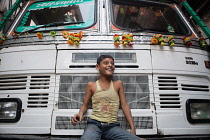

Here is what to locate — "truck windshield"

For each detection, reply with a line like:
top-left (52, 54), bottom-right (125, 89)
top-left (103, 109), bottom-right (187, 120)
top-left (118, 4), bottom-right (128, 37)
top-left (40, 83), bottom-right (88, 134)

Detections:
top-left (16, 0), bottom-right (96, 33)
top-left (111, 0), bottom-right (191, 35)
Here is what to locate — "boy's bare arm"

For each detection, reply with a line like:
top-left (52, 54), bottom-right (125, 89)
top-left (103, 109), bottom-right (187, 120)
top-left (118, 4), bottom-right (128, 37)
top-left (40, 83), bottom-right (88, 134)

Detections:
top-left (71, 82), bottom-right (93, 125)
top-left (117, 81), bottom-right (136, 135)
top-left (79, 82), bottom-right (93, 115)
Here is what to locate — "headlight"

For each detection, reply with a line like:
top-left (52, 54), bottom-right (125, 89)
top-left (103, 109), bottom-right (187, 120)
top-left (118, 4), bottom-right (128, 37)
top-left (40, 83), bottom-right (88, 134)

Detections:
top-left (186, 99), bottom-right (210, 123)
top-left (0, 98), bottom-right (22, 123)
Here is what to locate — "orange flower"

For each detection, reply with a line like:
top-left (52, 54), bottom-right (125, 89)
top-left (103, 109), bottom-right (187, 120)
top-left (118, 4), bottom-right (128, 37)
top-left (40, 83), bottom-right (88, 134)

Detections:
top-left (151, 38), bottom-right (158, 44)
top-left (79, 31), bottom-right (83, 39)
top-left (62, 30), bottom-right (69, 38)
top-left (114, 41), bottom-right (121, 46)
top-left (36, 32), bottom-right (43, 39)
top-left (67, 40), bottom-right (74, 45)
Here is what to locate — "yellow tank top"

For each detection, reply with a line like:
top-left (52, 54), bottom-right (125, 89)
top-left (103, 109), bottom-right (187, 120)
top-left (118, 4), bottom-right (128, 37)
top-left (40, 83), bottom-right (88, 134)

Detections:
top-left (90, 80), bottom-right (119, 123)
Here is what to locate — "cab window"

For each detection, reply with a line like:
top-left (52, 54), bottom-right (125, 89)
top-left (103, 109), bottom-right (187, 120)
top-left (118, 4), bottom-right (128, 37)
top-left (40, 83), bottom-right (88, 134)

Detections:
top-left (111, 0), bottom-right (191, 35)
top-left (16, 0), bottom-right (96, 33)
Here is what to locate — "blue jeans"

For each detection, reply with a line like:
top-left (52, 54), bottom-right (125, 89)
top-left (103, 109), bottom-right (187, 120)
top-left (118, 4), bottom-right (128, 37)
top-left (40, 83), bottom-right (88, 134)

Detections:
top-left (81, 119), bottom-right (140, 140)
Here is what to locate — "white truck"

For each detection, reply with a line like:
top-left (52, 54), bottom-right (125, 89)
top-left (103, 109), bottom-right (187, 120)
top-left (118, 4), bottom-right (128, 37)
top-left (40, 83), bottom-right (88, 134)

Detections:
top-left (0, 0), bottom-right (210, 139)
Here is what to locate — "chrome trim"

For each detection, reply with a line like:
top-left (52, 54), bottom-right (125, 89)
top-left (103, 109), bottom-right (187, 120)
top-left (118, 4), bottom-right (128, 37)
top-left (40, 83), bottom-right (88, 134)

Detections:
top-left (6, 1), bottom-right (30, 36)
top-left (174, 4), bottom-right (198, 38)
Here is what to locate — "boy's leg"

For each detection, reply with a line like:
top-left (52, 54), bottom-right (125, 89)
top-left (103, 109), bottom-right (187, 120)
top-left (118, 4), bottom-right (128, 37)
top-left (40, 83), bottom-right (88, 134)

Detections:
top-left (81, 119), bottom-right (102, 140)
top-left (102, 123), bottom-right (140, 140)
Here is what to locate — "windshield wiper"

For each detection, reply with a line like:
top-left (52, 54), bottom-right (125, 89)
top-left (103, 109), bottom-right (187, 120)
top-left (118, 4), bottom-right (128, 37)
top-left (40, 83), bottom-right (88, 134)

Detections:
top-left (23, 21), bottom-right (84, 33)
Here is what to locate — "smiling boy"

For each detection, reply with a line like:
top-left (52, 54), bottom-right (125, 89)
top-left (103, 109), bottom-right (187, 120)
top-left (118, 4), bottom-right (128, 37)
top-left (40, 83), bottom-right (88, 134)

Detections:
top-left (71, 55), bottom-right (141, 140)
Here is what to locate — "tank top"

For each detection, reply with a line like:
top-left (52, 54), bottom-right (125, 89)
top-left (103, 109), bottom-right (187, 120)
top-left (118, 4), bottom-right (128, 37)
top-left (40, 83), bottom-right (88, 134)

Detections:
top-left (90, 80), bottom-right (120, 123)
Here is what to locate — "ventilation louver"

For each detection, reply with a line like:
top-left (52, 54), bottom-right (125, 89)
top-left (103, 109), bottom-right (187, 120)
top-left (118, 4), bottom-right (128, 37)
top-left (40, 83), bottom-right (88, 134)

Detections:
top-left (30, 76), bottom-right (50, 89)
top-left (181, 84), bottom-right (209, 92)
top-left (159, 94), bottom-right (181, 108)
top-left (0, 76), bottom-right (27, 90)
top-left (158, 77), bottom-right (178, 90)
top-left (27, 93), bottom-right (49, 108)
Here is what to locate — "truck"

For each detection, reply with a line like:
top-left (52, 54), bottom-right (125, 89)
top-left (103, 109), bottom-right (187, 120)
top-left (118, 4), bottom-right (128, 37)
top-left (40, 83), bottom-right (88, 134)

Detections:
top-left (0, 0), bottom-right (210, 139)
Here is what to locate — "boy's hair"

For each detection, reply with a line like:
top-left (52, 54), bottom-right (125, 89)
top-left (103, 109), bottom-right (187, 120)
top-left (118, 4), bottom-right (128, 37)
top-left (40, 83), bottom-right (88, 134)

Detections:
top-left (97, 55), bottom-right (114, 65)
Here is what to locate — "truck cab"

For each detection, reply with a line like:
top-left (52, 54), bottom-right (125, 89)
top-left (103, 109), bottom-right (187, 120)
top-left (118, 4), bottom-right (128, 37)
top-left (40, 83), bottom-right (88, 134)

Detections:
top-left (0, 0), bottom-right (210, 139)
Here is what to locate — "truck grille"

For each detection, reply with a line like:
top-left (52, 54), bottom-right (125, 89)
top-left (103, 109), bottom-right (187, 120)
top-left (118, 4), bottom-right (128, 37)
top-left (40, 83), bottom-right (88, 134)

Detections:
top-left (58, 75), bottom-right (150, 109)
top-left (55, 116), bottom-right (153, 130)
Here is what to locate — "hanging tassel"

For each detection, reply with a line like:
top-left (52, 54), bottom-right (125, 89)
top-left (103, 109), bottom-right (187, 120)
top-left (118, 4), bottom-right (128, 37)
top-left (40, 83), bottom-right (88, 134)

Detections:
top-left (168, 35), bottom-right (176, 46)
top-left (113, 34), bottom-right (121, 46)
top-left (182, 37), bottom-right (192, 47)
top-left (198, 37), bottom-right (207, 47)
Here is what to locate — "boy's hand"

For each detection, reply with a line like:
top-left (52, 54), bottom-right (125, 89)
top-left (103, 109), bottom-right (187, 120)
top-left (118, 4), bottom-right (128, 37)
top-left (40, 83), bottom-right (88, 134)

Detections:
top-left (130, 129), bottom-right (136, 135)
top-left (71, 113), bottom-right (83, 126)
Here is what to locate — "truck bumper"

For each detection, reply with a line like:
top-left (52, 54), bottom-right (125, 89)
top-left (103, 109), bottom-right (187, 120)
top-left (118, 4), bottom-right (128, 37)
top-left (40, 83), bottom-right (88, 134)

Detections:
top-left (0, 135), bottom-right (210, 140)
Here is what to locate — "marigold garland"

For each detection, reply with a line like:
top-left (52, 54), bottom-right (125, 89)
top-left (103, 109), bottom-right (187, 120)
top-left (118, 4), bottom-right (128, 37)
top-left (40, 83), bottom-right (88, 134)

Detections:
top-left (167, 35), bottom-right (175, 46)
top-left (36, 32), bottom-right (43, 39)
top-left (182, 36), bottom-right (192, 47)
top-left (150, 37), bottom-right (158, 44)
top-left (50, 31), bottom-right (56, 37)
top-left (113, 34), bottom-right (134, 47)
top-left (198, 37), bottom-right (207, 47)
top-left (113, 34), bottom-right (120, 46)
top-left (62, 30), bottom-right (69, 39)
top-left (64, 31), bottom-right (84, 45)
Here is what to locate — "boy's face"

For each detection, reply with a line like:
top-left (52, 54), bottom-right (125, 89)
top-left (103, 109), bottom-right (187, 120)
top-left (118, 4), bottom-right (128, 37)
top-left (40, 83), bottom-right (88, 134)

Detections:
top-left (96, 58), bottom-right (115, 76)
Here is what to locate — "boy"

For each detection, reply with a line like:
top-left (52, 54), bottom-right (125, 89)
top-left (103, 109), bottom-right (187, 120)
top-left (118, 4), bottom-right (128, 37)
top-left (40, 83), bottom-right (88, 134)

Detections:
top-left (71, 55), bottom-right (141, 140)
